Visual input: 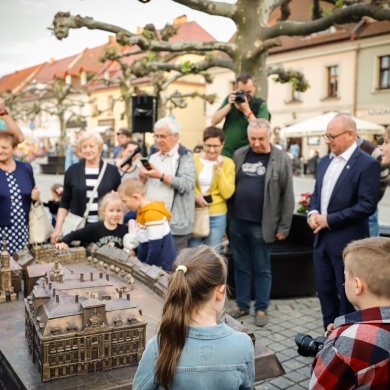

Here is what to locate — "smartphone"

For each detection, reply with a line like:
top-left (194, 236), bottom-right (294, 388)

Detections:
top-left (203, 195), bottom-right (213, 204)
top-left (140, 157), bottom-right (152, 171)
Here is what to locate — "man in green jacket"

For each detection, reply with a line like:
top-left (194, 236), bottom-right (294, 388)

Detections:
top-left (211, 72), bottom-right (270, 158)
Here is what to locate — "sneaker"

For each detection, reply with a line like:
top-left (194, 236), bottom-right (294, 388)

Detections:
top-left (255, 311), bottom-right (268, 327)
top-left (227, 306), bottom-right (249, 319)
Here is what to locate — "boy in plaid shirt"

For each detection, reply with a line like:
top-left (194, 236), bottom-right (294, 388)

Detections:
top-left (309, 237), bottom-right (390, 389)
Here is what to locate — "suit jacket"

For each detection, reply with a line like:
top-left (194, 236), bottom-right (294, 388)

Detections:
top-left (309, 147), bottom-right (381, 256)
top-left (60, 159), bottom-right (121, 217)
top-left (231, 145), bottom-right (295, 243)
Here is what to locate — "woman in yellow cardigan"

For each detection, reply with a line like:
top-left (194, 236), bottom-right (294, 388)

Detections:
top-left (189, 126), bottom-right (235, 252)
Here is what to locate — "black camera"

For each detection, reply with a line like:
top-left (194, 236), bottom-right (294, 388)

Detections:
top-left (295, 334), bottom-right (327, 357)
top-left (235, 90), bottom-right (249, 104)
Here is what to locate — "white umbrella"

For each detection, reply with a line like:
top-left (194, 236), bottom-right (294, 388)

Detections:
top-left (281, 112), bottom-right (385, 137)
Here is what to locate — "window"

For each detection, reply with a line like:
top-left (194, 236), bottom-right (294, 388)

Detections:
top-left (379, 55), bottom-right (390, 89)
top-left (327, 66), bottom-right (338, 98)
top-left (292, 87), bottom-right (301, 102)
top-left (65, 74), bottom-right (72, 85)
top-left (80, 71), bottom-right (87, 86)
top-left (107, 95), bottom-right (113, 116)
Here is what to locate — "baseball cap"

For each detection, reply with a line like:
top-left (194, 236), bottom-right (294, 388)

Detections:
top-left (117, 128), bottom-right (132, 137)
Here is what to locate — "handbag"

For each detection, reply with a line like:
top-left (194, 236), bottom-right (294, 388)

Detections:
top-left (29, 201), bottom-right (54, 244)
top-left (192, 206), bottom-right (210, 238)
top-left (61, 212), bottom-right (86, 237)
top-left (60, 161), bottom-right (107, 238)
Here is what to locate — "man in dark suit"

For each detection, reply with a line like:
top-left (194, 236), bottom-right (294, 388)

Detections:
top-left (308, 113), bottom-right (381, 329)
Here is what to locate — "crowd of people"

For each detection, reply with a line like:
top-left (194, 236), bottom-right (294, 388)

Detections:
top-left (1, 74), bottom-right (390, 389)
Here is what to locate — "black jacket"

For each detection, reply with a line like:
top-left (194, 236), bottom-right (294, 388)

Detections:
top-left (60, 159), bottom-right (121, 217)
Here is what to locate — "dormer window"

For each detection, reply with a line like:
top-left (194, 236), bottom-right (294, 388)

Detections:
top-left (65, 74), bottom-right (72, 85)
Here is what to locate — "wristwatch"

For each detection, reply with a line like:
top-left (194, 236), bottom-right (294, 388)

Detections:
top-left (245, 111), bottom-right (253, 120)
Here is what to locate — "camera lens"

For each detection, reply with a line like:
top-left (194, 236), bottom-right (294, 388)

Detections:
top-left (295, 333), bottom-right (327, 358)
top-left (235, 91), bottom-right (246, 104)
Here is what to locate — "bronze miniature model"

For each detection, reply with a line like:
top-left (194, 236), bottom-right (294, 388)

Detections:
top-left (0, 238), bottom-right (19, 302)
top-left (25, 259), bottom-right (147, 382)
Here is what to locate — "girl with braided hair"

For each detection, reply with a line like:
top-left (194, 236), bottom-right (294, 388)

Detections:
top-left (133, 245), bottom-right (255, 390)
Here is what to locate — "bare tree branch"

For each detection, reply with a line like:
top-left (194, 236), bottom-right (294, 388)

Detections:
top-left (53, 12), bottom-right (132, 40)
top-left (116, 31), bottom-right (237, 57)
top-left (266, 4), bottom-right (390, 40)
top-left (169, 0), bottom-right (237, 18)
top-left (267, 64), bottom-right (310, 92)
top-left (278, 0), bottom-right (293, 21)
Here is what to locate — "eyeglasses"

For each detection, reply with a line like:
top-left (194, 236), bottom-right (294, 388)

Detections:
top-left (204, 144), bottom-right (222, 150)
top-left (153, 134), bottom-right (173, 140)
top-left (323, 130), bottom-right (350, 142)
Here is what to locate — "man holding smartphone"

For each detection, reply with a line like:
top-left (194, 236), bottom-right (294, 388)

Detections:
top-left (139, 117), bottom-right (195, 252)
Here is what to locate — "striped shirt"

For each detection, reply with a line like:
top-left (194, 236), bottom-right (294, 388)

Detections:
top-left (85, 167), bottom-right (99, 223)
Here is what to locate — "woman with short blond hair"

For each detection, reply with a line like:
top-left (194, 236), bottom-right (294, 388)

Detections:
top-left (51, 132), bottom-right (121, 243)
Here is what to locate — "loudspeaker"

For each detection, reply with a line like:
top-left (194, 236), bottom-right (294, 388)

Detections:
top-left (132, 95), bottom-right (158, 133)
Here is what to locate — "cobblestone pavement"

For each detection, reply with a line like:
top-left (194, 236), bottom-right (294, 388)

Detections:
top-left (227, 296), bottom-right (324, 390)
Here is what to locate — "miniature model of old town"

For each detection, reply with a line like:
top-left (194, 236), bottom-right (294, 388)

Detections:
top-left (0, 238), bottom-right (168, 383)
top-left (0, 238), bottom-right (270, 385)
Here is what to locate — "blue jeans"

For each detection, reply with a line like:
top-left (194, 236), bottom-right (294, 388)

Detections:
top-left (189, 214), bottom-right (226, 253)
top-left (369, 209), bottom-right (380, 237)
top-left (229, 218), bottom-right (272, 313)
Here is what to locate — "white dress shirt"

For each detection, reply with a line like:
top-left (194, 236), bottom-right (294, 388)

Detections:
top-left (320, 142), bottom-right (357, 215)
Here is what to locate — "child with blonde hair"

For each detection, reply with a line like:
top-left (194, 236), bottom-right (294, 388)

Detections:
top-left (310, 237), bottom-right (390, 389)
top-left (56, 192), bottom-right (128, 249)
top-left (118, 178), bottom-right (176, 271)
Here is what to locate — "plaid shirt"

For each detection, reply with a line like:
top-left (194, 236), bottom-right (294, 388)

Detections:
top-left (309, 306), bottom-right (390, 389)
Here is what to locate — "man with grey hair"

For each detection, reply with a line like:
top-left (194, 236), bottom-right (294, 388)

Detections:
top-left (140, 117), bottom-right (195, 251)
top-left (228, 119), bottom-right (294, 326)
top-left (308, 113), bottom-right (381, 330)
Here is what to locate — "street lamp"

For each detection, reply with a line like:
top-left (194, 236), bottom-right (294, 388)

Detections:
top-left (138, 0), bottom-right (151, 3)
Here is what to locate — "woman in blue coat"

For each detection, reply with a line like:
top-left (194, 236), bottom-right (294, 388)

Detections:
top-left (0, 131), bottom-right (40, 255)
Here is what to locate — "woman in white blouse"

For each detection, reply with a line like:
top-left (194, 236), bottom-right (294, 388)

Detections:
top-left (189, 126), bottom-right (235, 252)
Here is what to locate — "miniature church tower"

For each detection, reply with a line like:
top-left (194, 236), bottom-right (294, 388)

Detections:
top-left (0, 237), bottom-right (17, 302)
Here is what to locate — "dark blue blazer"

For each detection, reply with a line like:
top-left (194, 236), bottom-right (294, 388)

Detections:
top-left (309, 147), bottom-right (381, 256)
top-left (0, 161), bottom-right (35, 226)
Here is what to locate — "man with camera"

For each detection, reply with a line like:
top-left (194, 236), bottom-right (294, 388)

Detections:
top-left (211, 72), bottom-right (270, 158)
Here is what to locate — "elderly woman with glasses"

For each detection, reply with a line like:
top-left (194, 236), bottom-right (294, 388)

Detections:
top-left (189, 126), bottom-right (235, 252)
top-left (51, 132), bottom-right (121, 243)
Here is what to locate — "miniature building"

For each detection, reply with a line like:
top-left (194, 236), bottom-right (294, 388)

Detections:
top-left (0, 238), bottom-right (18, 302)
top-left (25, 260), bottom-right (147, 382)
top-left (32, 244), bottom-right (86, 264)
top-left (93, 245), bottom-right (169, 297)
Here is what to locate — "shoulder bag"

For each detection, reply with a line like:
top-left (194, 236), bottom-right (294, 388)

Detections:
top-left (61, 161), bottom-right (107, 238)
top-left (29, 200), bottom-right (54, 244)
top-left (192, 206), bottom-right (210, 238)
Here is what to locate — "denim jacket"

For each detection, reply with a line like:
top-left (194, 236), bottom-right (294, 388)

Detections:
top-left (133, 322), bottom-right (255, 390)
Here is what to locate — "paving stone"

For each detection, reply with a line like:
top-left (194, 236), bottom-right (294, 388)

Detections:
top-left (281, 358), bottom-right (307, 371)
top-left (275, 351), bottom-right (293, 363)
top-left (268, 342), bottom-right (289, 353)
top-left (284, 369), bottom-right (309, 383)
top-left (238, 296), bottom-right (324, 389)
top-left (254, 382), bottom-right (280, 390)
top-left (287, 384), bottom-right (307, 390)
top-left (269, 375), bottom-right (296, 389)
